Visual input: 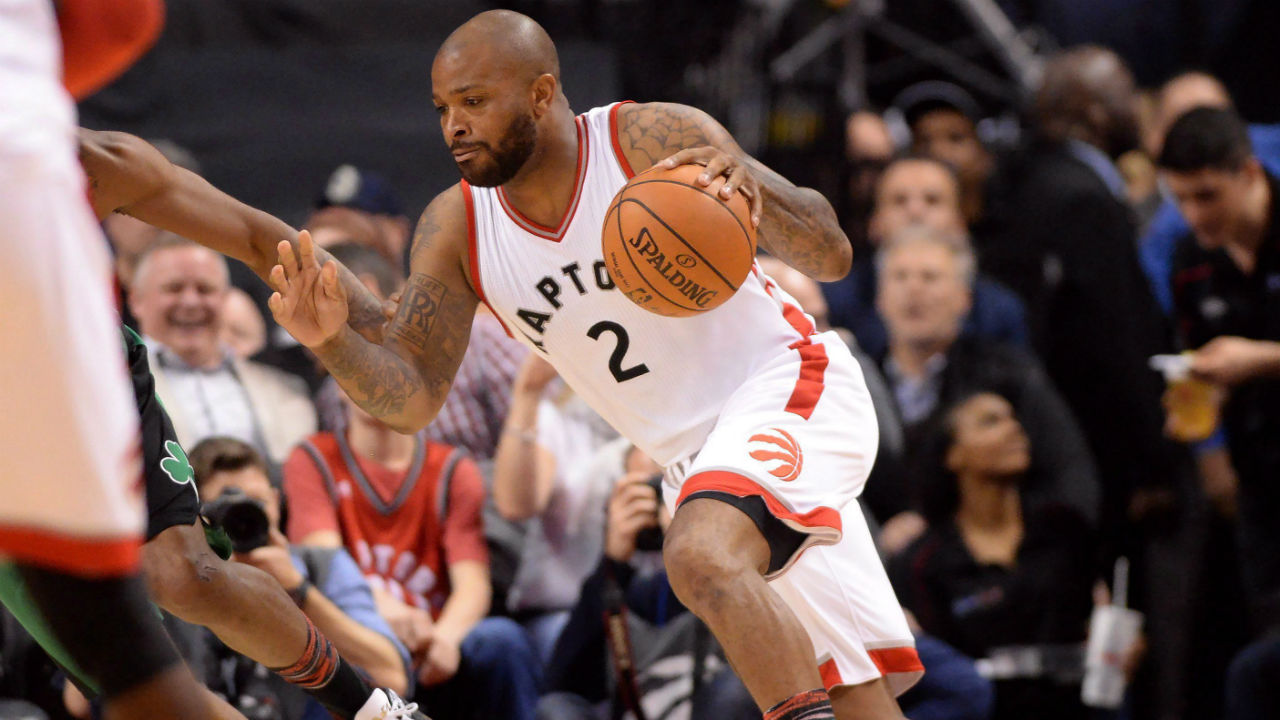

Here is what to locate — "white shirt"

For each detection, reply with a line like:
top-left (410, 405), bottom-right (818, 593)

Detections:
top-left (153, 343), bottom-right (266, 455)
top-left (507, 396), bottom-right (621, 612)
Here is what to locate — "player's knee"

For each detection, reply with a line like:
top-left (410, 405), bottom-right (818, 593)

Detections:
top-left (140, 523), bottom-right (225, 621)
top-left (664, 498), bottom-right (771, 614)
top-left (663, 518), bottom-right (754, 617)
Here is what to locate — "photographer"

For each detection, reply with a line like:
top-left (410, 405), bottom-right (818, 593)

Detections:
top-left (538, 440), bottom-right (757, 720)
top-left (189, 437), bottom-right (411, 719)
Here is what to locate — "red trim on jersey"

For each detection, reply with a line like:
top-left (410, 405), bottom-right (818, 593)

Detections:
top-left (676, 470), bottom-right (842, 534)
top-left (0, 525), bottom-right (140, 577)
top-left (496, 117), bottom-right (589, 242)
top-left (785, 341), bottom-right (829, 420)
top-left (459, 181), bottom-right (514, 339)
top-left (755, 265), bottom-right (816, 339)
top-left (867, 647), bottom-right (926, 679)
top-left (782, 304), bottom-right (815, 338)
top-left (608, 101), bottom-right (637, 178)
top-left (818, 658), bottom-right (843, 691)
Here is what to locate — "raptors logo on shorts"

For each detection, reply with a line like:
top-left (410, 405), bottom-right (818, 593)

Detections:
top-left (748, 428), bottom-right (803, 482)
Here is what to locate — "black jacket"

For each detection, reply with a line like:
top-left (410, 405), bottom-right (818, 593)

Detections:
top-left (983, 141), bottom-right (1180, 509)
top-left (867, 339), bottom-right (1099, 526)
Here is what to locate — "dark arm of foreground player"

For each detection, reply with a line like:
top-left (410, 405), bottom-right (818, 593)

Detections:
top-left (273, 190), bottom-right (478, 433)
top-left (77, 128), bottom-right (390, 342)
top-left (616, 102), bottom-right (852, 281)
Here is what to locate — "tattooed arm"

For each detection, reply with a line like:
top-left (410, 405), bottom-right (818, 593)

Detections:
top-left (273, 187), bottom-right (479, 433)
top-left (78, 128), bottom-right (389, 341)
top-left (616, 102), bottom-right (852, 281)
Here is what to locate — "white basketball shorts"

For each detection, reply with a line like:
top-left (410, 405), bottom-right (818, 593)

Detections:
top-left (664, 331), bottom-right (924, 695)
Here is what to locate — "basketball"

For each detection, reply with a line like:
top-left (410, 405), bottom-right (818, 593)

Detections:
top-left (601, 164), bottom-right (758, 318)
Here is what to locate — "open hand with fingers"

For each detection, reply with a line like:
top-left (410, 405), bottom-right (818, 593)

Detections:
top-left (268, 230), bottom-right (349, 348)
top-left (660, 147), bottom-right (763, 227)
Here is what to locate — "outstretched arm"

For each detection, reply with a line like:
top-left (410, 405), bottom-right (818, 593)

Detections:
top-left (78, 128), bottom-right (389, 342)
top-left (616, 102), bottom-right (852, 281)
top-left (270, 187), bottom-right (478, 433)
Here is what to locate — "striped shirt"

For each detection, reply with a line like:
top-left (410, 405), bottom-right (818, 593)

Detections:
top-left (422, 311), bottom-right (528, 460)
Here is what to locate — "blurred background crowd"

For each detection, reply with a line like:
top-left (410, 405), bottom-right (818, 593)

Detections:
top-left (4, 1), bottom-right (1280, 719)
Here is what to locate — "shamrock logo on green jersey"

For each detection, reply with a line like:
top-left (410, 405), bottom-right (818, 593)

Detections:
top-left (160, 440), bottom-right (198, 498)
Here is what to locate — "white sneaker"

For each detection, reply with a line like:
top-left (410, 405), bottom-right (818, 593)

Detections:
top-left (354, 688), bottom-right (429, 720)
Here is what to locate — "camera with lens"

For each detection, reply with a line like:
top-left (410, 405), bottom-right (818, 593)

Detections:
top-left (633, 474), bottom-right (666, 552)
top-left (202, 487), bottom-right (270, 553)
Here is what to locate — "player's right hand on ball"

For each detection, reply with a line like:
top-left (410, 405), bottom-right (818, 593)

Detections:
top-left (268, 230), bottom-right (349, 348)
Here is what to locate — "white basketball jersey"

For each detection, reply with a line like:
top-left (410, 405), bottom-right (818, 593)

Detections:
top-left (465, 103), bottom-right (817, 465)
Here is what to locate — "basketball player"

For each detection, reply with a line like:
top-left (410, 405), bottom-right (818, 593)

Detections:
top-left (6, 4), bottom-right (418, 718)
top-left (268, 10), bottom-right (923, 720)
top-left (0, 0), bottom-right (213, 717)
top-left (0, 129), bottom-right (428, 720)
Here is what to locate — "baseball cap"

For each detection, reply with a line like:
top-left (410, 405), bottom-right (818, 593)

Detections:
top-left (892, 81), bottom-right (984, 128)
top-left (316, 164), bottom-right (404, 217)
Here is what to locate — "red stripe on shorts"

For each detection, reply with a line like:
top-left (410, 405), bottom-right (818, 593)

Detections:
top-left (818, 658), bottom-right (843, 691)
top-left (785, 340), bottom-right (829, 420)
top-left (0, 525), bottom-right (140, 577)
top-left (755, 264), bottom-right (827, 418)
top-left (677, 470), bottom-right (842, 533)
top-left (868, 646), bottom-right (926, 677)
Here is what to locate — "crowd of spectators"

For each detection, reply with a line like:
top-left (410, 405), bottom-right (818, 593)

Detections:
top-left (836, 47), bottom-right (1279, 720)
top-left (3, 35), bottom-right (1278, 720)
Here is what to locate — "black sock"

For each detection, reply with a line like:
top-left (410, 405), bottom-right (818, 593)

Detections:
top-left (309, 658), bottom-right (373, 720)
top-left (269, 618), bottom-right (372, 719)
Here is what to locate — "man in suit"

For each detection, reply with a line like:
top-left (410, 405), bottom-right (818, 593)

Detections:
top-left (985, 46), bottom-right (1179, 549)
top-left (128, 234), bottom-right (317, 467)
top-left (985, 48), bottom-right (1200, 718)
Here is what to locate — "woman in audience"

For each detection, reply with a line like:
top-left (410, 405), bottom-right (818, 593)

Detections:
top-left (891, 391), bottom-right (1096, 720)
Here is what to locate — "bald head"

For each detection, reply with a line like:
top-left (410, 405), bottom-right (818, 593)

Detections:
top-left (1035, 46), bottom-right (1140, 156)
top-left (432, 11), bottom-right (570, 187)
top-left (437, 10), bottom-right (559, 83)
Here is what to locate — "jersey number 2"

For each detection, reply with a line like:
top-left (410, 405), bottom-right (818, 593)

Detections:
top-left (587, 321), bottom-right (650, 383)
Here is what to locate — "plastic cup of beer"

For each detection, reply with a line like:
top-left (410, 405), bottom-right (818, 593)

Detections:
top-left (1150, 354), bottom-right (1219, 442)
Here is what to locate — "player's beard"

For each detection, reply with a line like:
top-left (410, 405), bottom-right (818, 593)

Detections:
top-left (458, 112), bottom-right (538, 187)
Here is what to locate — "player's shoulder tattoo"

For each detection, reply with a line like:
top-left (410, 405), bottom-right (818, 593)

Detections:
top-left (617, 102), bottom-right (734, 171)
top-left (409, 184), bottom-right (468, 267)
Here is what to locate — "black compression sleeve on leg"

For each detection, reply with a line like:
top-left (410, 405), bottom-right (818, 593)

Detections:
top-left (309, 657), bottom-right (374, 720)
top-left (268, 616), bottom-right (372, 719)
top-left (16, 564), bottom-right (182, 698)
